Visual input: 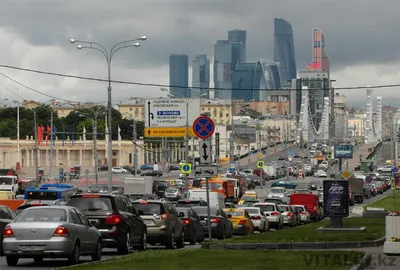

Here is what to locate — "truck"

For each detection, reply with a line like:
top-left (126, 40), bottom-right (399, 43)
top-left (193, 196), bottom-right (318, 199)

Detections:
top-left (200, 179), bottom-right (238, 202)
top-left (264, 165), bottom-right (277, 180)
top-left (188, 190), bottom-right (225, 208)
top-left (349, 177), bottom-right (364, 203)
top-left (0, 176), bottom-right (18, 195)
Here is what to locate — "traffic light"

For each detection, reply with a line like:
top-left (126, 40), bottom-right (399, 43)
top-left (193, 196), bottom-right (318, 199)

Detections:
top-left (327, 152), bottom-right (332, 160)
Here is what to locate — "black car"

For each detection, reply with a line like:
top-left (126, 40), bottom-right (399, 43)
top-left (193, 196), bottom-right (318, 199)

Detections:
top-left (176, 207), bottom-right (205, 244)
top-left (176, 199), bottom-right (208, 207)
top-left (67, 193), bottom-right (147, 254)
top-left (277, 157), bottom-right (285, 161)
top-left (152, 181), bottom-right (169, 197)
top-left (141, 170), bottom-right (163, 177)
top-left (192, 206), bottom-right (233, 240)
top-left (0, 205), bottom-right (16, 255)
top-left (88, 184), bottom-right (108, 193)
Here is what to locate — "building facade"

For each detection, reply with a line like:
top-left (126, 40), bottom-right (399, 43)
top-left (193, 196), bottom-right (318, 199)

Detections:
top-left (333, 93), bottom-right (347, 139)
top-left (312, 28), bottom-right (330, 74)
top-left (192, 55), bottom-right (210, 98)
top-left (274, 18), bottom-right (297, 87)
top-left (169, 54), bottom-right (189, 98)
top-left (214, 40), bottom-right (233, 100)
top-left (228, 29), bottom-right (246, 67)
top-left (348, 113), bottom-right (366, 138)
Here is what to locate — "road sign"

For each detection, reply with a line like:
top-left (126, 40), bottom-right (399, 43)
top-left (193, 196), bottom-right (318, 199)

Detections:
top-left (193, 116), bottom-right (215, 139)
top-left (180, 163), bottom-right (192, 174)
top-left (194, 165), bottom-right (218, 178)
top-left (341, 170), bottom-right (352, 180)
top-left (298, 165), bottom-right (302, 170)
top-left (393, 167), bottom-right (399, 173)
top-left (144, 127), bottom-right (194, 137)
top-left (365, 175), bottom-right (373, 184)
top-left (200, 141), bottom-right (212, 164)
top-left (301, 153), bottom-right (305, 158)
top-left (327, 153), bottom-right (332, 160)
top-left (258, 153), bottom-right (263, 159)
top-left (286, 149), bottom-right (292, 155)
top-left (257, 160), bottom-right (264, 169)
top-left (144, 98), bottom-right (200, 128)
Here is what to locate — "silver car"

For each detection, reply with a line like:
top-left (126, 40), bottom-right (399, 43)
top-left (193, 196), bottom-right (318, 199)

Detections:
top-left (2, 206), bottom-right (102, 266)
top-left (239, 207), bottom-right (269, 232)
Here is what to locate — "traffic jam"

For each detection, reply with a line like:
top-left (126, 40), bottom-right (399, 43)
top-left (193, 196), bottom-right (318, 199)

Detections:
top-left (0, 168), bottom-right (333, 268)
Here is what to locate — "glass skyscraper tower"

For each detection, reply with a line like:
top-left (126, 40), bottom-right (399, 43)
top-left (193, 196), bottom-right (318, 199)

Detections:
top-left (192, 55), bottom-right (210, 98)
top-left (169, 54), bottom-right (189, 98)
top-left (274, 18), bottom-right (297, 87)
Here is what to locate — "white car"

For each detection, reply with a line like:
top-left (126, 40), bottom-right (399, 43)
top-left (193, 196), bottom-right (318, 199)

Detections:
top-left (314, 170), bottom-right (327, 178)
top-left (253, 203), bottom-right (283, 230)
top-left (239, 207), bottom-right (269, 232)
top-left (291, 205), bottom-right (311, 223)
top-left (267, 187), bottom-right (287, 199)
top-left (277, 204), bottom-right (298, 227)
top-left (111, 167), bottom-right (128, 174)
top-left (377, 166), bottom-right (392, 173)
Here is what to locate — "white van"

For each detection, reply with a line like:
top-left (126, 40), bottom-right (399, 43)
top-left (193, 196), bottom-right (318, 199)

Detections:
top-left (188, 190), bottom-right (225, 209)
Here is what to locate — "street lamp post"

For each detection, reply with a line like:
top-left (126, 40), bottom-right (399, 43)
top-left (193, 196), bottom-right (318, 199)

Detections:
top-left (13, 101), bottom-right (20, 163)
top-left (49, 106), bottom-right (54, 179)
top-left (70, 36), bottom-right (147, 190)
top-left (33, 109), bottom-right (39, 182)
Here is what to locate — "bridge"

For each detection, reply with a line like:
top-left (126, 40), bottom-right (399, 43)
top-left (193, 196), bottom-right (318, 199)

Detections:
top-left (297, 88), bottom-right (382, 143)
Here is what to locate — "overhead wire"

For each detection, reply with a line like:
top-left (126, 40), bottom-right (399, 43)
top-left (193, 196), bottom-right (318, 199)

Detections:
top-left (0, 63), bottom-right (400, 92)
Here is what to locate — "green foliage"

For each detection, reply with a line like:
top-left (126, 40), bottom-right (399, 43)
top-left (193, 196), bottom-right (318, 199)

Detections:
top-left (0, 107), bottom-right (144, 140)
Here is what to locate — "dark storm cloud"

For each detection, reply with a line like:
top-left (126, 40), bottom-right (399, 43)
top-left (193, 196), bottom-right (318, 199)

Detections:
top-left (1, 0), bottom-right (399, 71)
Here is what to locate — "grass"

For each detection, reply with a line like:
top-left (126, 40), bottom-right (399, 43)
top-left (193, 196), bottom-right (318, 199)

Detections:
top-left (68, 249), bottom-right (365, 270)
top-left (363, 191), bottom-right (400, 211)
top-left (215, 217), bottom-right (385, 244)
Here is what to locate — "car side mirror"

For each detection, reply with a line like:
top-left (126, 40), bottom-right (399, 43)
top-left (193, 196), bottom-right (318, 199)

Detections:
top-left (227, 214), bottom-right (232, 218)
top-left (178, 212), bottom-right (185, 218)
top-left (138, 210), bottom-right (144, 215)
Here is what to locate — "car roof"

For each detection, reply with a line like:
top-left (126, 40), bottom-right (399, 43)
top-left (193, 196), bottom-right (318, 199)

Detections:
top-left (239, 207), bottom-right (259, 210)
top-left (19, 205), bottom-right (74, 210)
top-left (254, 203), bottom-right (276, 206)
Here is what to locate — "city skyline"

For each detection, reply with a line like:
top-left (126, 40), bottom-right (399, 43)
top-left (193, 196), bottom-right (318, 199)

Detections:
top-left (0, 0), bottom-right (399, 105)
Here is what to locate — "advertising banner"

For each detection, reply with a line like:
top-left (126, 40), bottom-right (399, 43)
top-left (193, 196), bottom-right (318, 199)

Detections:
top-left (323, 180), bottom-right (349, 217)
top-left (334, 144), bottom-right (354, 159)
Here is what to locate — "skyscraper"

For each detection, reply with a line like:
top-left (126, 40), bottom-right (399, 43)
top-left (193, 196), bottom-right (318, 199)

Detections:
top-left (274, 18), bottom-right (297, 87)
top-left (312, 28), bottom-right (330, 74)
top-left (214, 40), bottom-right (232, 99)
top-left (169, 54), bottom-right (189, 98)
top-left (228, 29), bottom-right (246, 63)
top-left (192, 55), bottom-right (210, 98)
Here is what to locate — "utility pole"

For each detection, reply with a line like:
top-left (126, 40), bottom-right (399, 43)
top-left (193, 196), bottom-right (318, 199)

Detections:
top-left (50, 107), bottom-right (54, 179)
top-left (132, 118), bottom-right (138, 175)
top-left (93, 114), bottom-right (99, 183)
top-left (33, 110), bottom-right (39, 182)
top-left (229, 101), bottom-right (235, 167)
top-left (285, 119), bottom-right (289, 181)
top-left (257, 118), bottom-right (263, 188)
top-left (16, 103), bottom-right (20, 163)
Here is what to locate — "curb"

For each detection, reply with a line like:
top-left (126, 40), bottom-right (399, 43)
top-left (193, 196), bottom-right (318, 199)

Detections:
top-left (206, 236), bottom-right (386, 250)
top-left (54, 256), bottom-right (121, 270)
top-left (349, 254), bottom-right (372, 270)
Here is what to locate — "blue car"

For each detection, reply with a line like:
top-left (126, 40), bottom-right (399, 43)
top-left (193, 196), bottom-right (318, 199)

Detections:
top-left (271, 180), bottom-right (297, 189)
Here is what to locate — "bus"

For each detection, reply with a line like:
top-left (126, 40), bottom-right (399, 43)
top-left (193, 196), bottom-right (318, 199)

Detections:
top-left (24, 183), bottom-right (78, 202)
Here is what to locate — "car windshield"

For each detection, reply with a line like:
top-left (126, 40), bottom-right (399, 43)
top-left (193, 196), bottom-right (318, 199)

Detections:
top-left (278, 205), bottom-right (290, 212)
top-left (241, 195), bottom-right (255, 201)
top-left (224, 210), bottom-right (244, 217)
top-left (176, 201), bottom-right (204, 207)
top-left (67, 197), bottom-right (113, 211)
top-left (15, 208), bottom-right (67, 222)
top-left (133, 202), bottom-right (165, 215)
top-left (294, 206), bottom-right (305, 212)
top-left (0, 177), bottom-right (13, 185)
top-left (200, 183), bottom-right (222, 189)
top-left (256, 205), bottom-right (275, 212)
top-left (192, 207), bottom-right (218, 216)
top-left (175, 208), bottom-right (189, 217)
top-left (271, 189), bottom-right (284, 193)
top-left (166, 188), bottom-right (178, 193)
top-left (242, 208), bottom-right (259, 214)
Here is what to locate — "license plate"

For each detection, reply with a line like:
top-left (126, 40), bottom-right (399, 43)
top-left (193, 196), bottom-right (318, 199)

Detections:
top-left (143, 220), bottom-right (153, 225)
top-left (19, 246), bottom-right (44, 252)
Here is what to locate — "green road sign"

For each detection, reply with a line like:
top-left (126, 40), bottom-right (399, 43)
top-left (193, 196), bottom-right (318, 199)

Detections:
top-left (180, 163), bottom-right (192, 174)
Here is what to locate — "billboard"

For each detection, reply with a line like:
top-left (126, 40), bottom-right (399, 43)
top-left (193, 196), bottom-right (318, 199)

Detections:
top-left (323, 180), bottom-right (349, 217)
top-left (334, 144), bottom-right (354, 159)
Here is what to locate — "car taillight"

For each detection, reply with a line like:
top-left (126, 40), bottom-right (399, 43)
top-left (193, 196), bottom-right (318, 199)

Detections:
top-left (105, 214), bottom-right (122, 225)
top-left (252, 216), bottom-right (261, 220)
top-left (182, 218), bottom-right (190, 225)
top-left (288, 212), bottom-right (293, 217)
top-left (161, 214), bottom-right (168, 219)
top-left (238, 220), bottom-right (246, 225)
top-left (4, 226), bottom-right (14, 238)
top-left (53, 225), bottom-right (69, 237)
top-left (271, 212), bottom-right (279, 216)
top-left (300, 211), bottom-right (306, 215)
top-left (313, 206), bottom-right (316, 211)
top-left (210, 218), bottom-right (220, 223)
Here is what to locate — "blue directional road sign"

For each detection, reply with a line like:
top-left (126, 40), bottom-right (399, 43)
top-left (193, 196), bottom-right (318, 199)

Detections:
top-left (257, 161), bottom-right (265, 169)
top-left (193, 116), bottom-right (215, 139)
top-left (286, 149), bottom-right (292, 155)
top-left (392, 167), bottom-right (398, 173)
top-left (365, 175), bottom-right (373, 184)
top-left (180, 163), bottom-right (192, 174)
top-left (157, 111), bottom-right (180, 116)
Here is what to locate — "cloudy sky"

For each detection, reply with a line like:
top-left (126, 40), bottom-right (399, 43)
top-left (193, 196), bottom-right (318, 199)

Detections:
top-left (0, 0), bottom-right (399, 108)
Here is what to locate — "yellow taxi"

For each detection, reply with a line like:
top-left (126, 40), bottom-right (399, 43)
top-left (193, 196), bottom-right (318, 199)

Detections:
top-left (224, 208), bottom-right (254, 235)
top-left (238, 191), bottom-right (258, 205)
